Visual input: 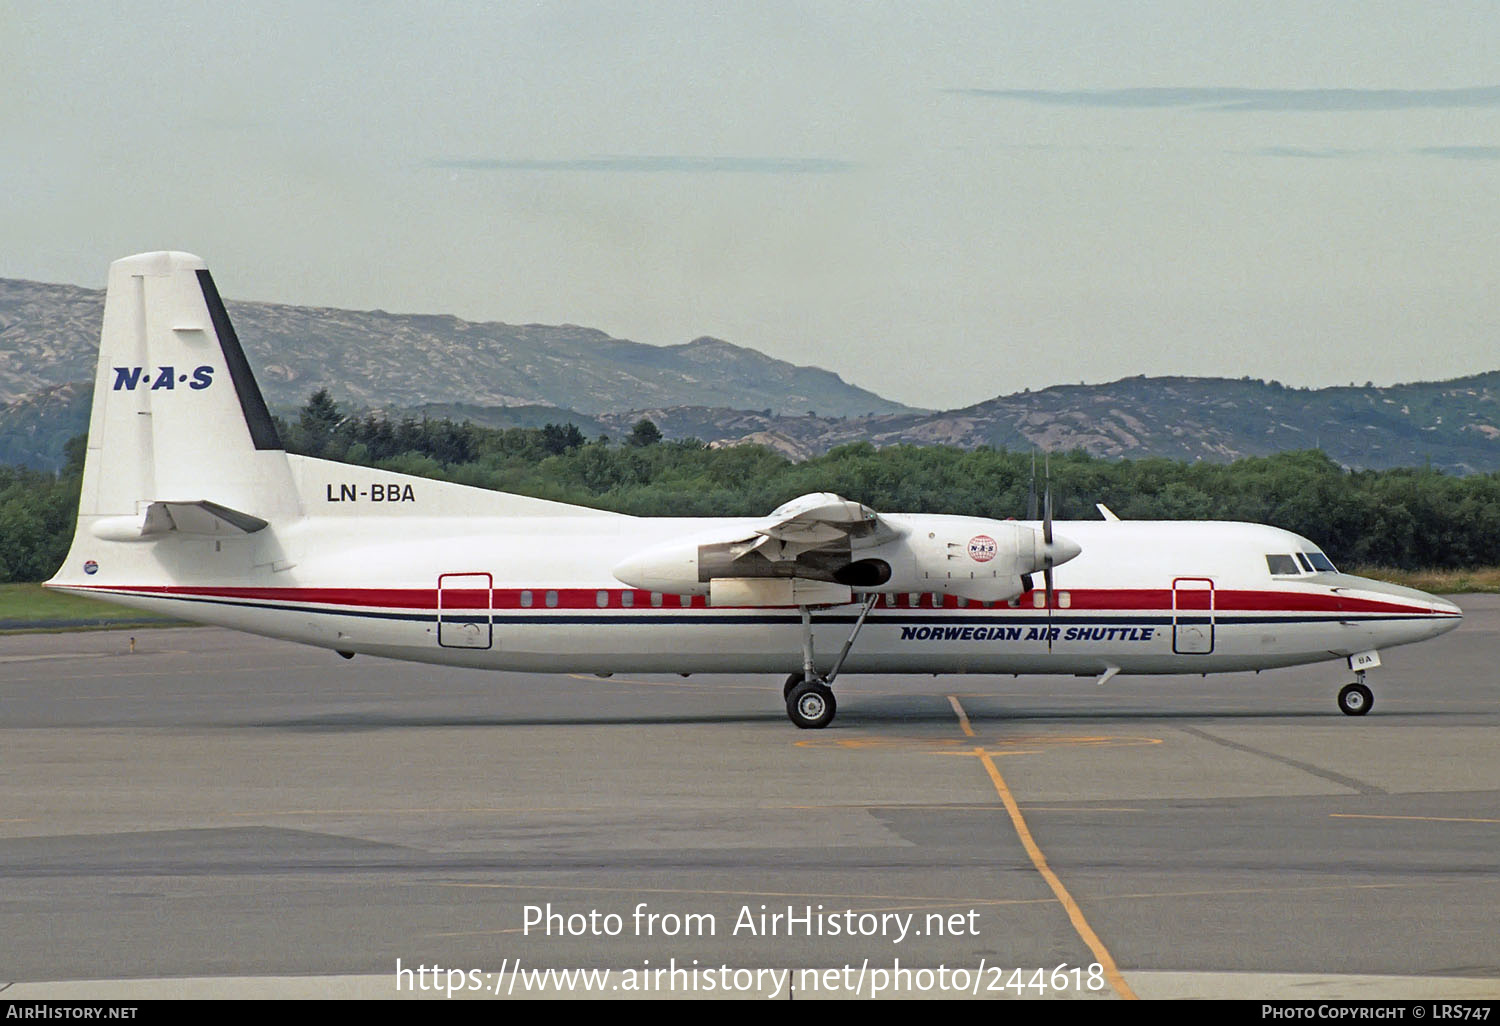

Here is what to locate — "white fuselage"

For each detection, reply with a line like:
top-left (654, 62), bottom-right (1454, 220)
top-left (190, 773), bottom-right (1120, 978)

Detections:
top-left (53, 504), bottom-right (1462, 680)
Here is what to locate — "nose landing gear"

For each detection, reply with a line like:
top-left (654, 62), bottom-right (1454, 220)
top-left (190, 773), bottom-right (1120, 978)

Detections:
top-left (1337, 671), bottom-right (1374, 716)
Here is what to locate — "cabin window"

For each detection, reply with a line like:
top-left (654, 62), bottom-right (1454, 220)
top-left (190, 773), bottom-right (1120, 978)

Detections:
top-left (651, 592), bottom-right (663, 608)
top-left (680, 594), bottom-right (693, 608)
top-left (956, 596), bottom-right (968, 608)
top-left (1033, 592), bottom-right (1046, 608)
top-left (621, 591), bottom-right (634, 608)
top-left (520, 590), bottom-right (533, 607)
top-left (596, 590), bottom-right (609, 608)
top-left (545, 590), bottom-right (558, 608)
top-left (1265, 554), bottom-right (1299, 575)
top-left (1306, 551), bottom-right (1337, 573)
top-left (1058, 591), bottom-right (1072, 608)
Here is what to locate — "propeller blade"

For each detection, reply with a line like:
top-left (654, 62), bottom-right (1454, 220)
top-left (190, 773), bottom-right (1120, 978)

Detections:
top-left (1043, 455), bottom-right (1053, 546)
top-left (1026, 452), bottom-right (1038, 522)
top-left (1044, 564), bottom-right (1055, 651)
top-left (1043, 455), bottom-right (1055, 650)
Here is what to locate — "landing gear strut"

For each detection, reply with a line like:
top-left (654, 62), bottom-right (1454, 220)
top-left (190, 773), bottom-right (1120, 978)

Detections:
top-left (1337, 671), bottom-right (1373, 716)
top-left (783, 594), bottom-right (878, 729)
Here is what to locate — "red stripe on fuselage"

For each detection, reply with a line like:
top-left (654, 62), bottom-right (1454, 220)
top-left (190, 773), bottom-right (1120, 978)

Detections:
top-left (63, 584), bottom-right (1451, 618)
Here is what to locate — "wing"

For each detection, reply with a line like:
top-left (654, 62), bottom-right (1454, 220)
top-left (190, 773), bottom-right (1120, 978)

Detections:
top-left (728, 492), bottom-right (893, 563)
top-left (612, 492), bottom-right (897, 594)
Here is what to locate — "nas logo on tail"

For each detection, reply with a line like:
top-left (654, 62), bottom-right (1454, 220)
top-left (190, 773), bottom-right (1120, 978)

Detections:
top-left (112, 366), bottom-right (215, 391)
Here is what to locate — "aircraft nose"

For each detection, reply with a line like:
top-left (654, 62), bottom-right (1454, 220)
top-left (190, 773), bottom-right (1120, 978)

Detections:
top-left (1337, 573), bottom-right (1463, 640)
top-left (1406, 589), bottom-right (1463, 639)
top-left (1429, 593), bottom-right (1463, 627)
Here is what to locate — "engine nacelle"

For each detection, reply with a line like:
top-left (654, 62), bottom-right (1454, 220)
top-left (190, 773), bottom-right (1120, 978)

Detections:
top-left (612, 514), bottom-right (1081, 605)
top-left (610, 524), bottom-right (760, 596)
top-left (863, 515), bottom-right (1069, 603)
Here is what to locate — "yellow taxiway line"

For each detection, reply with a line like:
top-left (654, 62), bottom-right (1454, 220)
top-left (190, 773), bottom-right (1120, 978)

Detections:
top-left (949, 695), bottom-right (1137, 1001)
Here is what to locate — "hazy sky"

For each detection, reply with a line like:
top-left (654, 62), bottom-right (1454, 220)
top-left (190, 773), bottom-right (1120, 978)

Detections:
top-left (5, 2), bottom-right (1499, 410)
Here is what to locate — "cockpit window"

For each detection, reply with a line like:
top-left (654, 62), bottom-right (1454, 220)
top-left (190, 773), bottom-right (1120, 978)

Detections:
top-left (1266, 554), bottom-right (1299, 575)
top-left (1305, 551), bottom-right (1337, 573)
top-left (1295, 553), bottom-right (1314, 573)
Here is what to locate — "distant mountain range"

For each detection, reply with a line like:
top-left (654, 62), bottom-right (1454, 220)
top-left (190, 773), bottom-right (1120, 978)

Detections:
top-left (3, 275), bottom-right (1498, 475)
top-left (640, 373), bottom-right (1500, 474)
top-left (0, 277), bottom-right (906, 414)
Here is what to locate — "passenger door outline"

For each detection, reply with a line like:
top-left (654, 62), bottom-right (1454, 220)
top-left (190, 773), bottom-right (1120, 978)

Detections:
top-left (437, 572), bottom-right (493, 649)
top-left (1172, 577), bottom-right (1215, 655)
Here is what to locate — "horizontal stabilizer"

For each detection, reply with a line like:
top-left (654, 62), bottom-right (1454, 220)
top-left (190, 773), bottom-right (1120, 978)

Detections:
top-left (91, 500), bottom-right (268, 541)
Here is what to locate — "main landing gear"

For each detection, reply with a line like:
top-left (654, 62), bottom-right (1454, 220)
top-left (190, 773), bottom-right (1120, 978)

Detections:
top-left (783, 594), bottom-right (878, 729)
top-left (1337, 671), bottom-right (1374, 716)
top-left (785, 673), bottom-right (836, 729)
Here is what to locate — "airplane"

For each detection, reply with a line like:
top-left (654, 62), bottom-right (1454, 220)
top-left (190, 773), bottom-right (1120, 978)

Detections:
top-left (45, 252), bottom-right (1463, 728)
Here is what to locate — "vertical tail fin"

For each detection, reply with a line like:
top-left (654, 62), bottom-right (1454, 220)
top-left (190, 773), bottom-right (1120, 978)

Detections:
top-left (74, 251), bottom-right (300, 526)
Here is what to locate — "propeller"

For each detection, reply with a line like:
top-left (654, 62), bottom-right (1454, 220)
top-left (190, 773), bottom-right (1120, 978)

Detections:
top-left (1021, 451), bottom-right (1080, 649)
top-left (1021, 452), bottom-right (1039, 594)
top-left (1044, 463), bottom-right (1055, 592)
top-left (1043, 455), bottom-right (1056, 649)
top-left (1026, 451), bottom-right (1039, 522)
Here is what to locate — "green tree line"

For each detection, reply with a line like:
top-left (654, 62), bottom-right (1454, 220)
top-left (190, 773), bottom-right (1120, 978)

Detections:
top-left (3, 390), bottom-right (1500, 583)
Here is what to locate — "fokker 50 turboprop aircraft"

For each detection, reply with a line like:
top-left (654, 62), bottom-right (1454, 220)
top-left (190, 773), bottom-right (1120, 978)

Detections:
top-left (47, 252), bottom-right (1463, 727)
